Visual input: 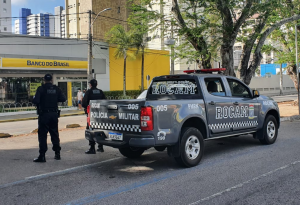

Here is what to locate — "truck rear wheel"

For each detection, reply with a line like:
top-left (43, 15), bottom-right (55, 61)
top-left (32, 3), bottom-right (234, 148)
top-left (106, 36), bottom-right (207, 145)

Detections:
top-left (119, 147), bottom-right (145, 159)
top-left (174, 127), bottom-right (204, 167)
top-left (259, 115), bottom-right (278, 145)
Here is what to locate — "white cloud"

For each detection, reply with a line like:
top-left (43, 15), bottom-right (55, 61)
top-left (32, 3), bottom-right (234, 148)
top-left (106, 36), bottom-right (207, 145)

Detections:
top-left (11, 0), bottom-right (28, 6)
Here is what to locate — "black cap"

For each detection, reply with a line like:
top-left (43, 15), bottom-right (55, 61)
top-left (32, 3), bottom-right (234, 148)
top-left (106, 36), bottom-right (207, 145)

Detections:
top-left (44, 74), bottom-right (52, 81)
top-left (89, 79), bottom-right (97, 87)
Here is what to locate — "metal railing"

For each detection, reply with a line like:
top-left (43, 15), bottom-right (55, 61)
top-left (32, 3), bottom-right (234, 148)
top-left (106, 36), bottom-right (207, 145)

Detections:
top-left (0, 95), bottom-right (138, 113)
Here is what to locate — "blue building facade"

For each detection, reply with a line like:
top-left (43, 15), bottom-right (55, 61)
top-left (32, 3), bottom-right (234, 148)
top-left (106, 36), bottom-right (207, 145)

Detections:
top-left (260, 64), bottom-right (287, 77)
top-left (18, 9), bottom-right (51, 37)
top-left (19, 8), bottom-right (31, 35)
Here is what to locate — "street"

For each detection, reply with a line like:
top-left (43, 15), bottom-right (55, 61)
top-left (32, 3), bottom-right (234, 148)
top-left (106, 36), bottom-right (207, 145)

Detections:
top-left (0, 120), bottom-right (299, 205)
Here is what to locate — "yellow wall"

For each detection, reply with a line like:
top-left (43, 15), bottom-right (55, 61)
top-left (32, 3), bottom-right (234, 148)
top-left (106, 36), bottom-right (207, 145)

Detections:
top-left (109, 48), bottom-right (170, 91)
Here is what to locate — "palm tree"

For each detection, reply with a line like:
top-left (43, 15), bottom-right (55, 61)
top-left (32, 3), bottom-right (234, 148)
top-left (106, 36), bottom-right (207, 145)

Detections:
top-left (131, 33), bottom-right (146, 92)
top-left (106, 25), bottom-right (133, 96)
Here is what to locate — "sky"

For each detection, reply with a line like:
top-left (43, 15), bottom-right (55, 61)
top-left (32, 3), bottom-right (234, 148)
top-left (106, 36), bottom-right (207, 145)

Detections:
top-left (11, 0), bottom-right (65, 29)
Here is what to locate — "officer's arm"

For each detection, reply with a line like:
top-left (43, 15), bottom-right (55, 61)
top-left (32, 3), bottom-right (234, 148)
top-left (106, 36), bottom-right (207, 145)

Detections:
top-left (102, 90), bottom-right (106, 99)
top-left (57, 87), bottom-right (66, 102)
top-left (82, 90), bottom-right (89, 108)
top-left (32, 87), bottom-right (42, 105)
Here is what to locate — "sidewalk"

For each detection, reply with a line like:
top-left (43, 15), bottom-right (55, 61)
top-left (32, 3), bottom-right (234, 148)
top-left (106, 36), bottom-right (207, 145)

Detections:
top-left (270, 94), bottom-right (298, 103)
top-left (0, 109), bottom-right (85, 123)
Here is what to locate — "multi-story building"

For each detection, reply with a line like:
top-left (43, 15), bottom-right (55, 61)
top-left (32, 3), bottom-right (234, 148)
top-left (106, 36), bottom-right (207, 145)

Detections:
top-left (14, 19), bottom-right (20, 34)
top-left (18, 8), bottom-right (31, 35)
top-left (54, 6), bottom-right (66, 38)
top-left (26, 13), bottom-right (50, 37)
top-left (0, 0), bottom-right (11, 33)
top-left (65, 0), bottom-right (129, 40)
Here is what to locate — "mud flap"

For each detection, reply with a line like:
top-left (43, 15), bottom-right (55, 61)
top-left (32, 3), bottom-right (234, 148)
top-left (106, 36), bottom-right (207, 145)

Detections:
top-left (167, 141), bottom-right (181, 157)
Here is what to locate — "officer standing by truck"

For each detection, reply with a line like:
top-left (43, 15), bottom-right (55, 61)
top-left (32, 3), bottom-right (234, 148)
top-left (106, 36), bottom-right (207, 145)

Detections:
top-left (82, 79), bottom-right (106, 154)
top-left (32, 74), bottom-right (66, 162)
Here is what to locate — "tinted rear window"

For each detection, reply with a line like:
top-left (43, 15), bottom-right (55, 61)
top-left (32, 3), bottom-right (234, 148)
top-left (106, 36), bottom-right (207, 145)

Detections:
top-left (147, 79), bottom-right (202, 100)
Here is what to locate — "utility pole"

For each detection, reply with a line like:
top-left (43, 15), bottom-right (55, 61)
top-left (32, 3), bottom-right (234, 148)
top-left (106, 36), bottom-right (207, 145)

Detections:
top-left (87, 10), bottom-right (93, 81)
top-left (280, 63), bottom-right (283, 95)
top-left (296, 24), bottom-right (300, 115)
top-left (171, 21), bottom-right (174, 75)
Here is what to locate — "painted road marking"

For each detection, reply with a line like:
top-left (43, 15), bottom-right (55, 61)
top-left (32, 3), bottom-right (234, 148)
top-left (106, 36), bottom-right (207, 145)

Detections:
top-left (0, 157), bottom-right (121, 189)
top-left (189, 160), bottom-right (300, 205)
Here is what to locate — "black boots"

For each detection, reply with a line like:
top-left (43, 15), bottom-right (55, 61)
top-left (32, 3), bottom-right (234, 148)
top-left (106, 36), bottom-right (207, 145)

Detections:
top-left (97, 145), bottom-right (104, 152)
top-left (54, 151), bottom-right (61, 160)
top-left (33, 155), bottom-right (46, 163)
top-left (85, 146), bottom-right (96, 154)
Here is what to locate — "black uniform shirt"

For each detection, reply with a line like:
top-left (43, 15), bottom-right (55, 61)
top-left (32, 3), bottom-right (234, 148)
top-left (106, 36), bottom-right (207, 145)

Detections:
top-left (33, 83), bottom-right (66, 110)
top-left (82, 87), bottom-right (106, 109)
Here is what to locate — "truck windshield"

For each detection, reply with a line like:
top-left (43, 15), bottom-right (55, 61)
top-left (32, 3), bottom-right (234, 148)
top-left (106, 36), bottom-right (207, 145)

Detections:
top-left (147, 79), bottom-right (202, 100)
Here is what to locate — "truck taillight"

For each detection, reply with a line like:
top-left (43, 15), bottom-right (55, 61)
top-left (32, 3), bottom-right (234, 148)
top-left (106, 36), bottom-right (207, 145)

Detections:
top-left (141, 107), bottom-right (153, 131)
top-left (87, 105), bottom-right (91, 127)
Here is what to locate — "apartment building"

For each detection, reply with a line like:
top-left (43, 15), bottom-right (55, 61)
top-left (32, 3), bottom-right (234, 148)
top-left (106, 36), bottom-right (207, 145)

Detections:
top-left (65, 0), bottom-right (129, 40)
top-left (54, 6), bottom-right (66, 38)
top-left (0, 0), bottom-right (12, 33)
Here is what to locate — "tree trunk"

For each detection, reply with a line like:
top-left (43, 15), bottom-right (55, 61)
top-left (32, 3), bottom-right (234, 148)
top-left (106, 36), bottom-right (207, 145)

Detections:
top-left (286, 63), bottom-right (298, 91)
top-left (280, 63), bottom-right (283, 95)
top-left (123, 54), bottom-right (127, 96)
top-left (141, 47), bottom-right (145, 92)
top-left (221, 44), bottom-right (235, 76)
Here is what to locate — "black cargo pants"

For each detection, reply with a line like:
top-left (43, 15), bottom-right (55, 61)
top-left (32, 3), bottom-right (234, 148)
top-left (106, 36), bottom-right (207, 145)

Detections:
top-left (38, 112), bottom-right (61, 155)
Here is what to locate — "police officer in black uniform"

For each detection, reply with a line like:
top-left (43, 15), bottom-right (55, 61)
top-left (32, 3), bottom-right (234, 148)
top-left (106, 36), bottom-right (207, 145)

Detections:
top-left (82, 79), bottom-right (106, 154)
top-left (32, 74), bottom-right (66, 162)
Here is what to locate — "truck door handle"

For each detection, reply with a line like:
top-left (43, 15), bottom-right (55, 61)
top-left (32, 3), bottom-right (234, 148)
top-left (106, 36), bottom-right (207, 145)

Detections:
top-left (233, 102), bottom-right (239, 105)
top-left (209, 101), bottom-right (215, 105)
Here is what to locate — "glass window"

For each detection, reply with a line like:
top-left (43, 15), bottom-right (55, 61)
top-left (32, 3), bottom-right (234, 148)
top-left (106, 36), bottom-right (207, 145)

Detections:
top-left (3, 8), bottom-right (7, 12)
top-left (227, 78), bottom-right (251, 98)
top-left (4, 27), bottom-right (7, 31)
top-left (3, 0), bottom-right (7, 3)
top-left (148, 79), bottom-right (201, 100)
top-left (204, 78), bottom-right (226, 96)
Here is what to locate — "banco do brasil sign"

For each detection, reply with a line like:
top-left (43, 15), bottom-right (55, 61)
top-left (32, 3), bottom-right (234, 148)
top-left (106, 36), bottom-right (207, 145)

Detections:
top-left (27, 60), bottom-right (70, 67)
top-left (0, 58), bottom-right (87, 69)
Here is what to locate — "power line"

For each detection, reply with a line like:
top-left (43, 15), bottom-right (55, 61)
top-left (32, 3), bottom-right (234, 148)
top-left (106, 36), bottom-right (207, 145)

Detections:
top-left (0, 12), bottom-right (89, 20)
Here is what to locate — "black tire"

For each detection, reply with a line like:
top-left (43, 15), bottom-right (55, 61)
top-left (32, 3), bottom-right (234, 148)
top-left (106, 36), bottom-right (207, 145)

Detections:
top-left (174, 127), bottom-right (204, 167)
top-left (119, 147), bottom-right (145, 159)
top-left (259, 115), bottom-right (278, 145)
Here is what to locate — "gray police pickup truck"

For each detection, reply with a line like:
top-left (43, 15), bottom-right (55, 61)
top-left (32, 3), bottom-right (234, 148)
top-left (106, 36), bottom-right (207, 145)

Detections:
top-left (85, 69), bottom-right (280, 167)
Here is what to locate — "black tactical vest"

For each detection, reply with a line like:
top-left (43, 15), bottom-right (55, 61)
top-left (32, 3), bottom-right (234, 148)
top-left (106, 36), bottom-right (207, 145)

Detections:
top-left (40, 84), bottom-right (59, 110)
top-left (89, 88), bottom-right (105, 100)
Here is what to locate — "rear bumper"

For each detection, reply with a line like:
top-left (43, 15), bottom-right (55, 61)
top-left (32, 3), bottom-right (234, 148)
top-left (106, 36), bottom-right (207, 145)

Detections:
top-left (85, 129), bottom-right (155, 148)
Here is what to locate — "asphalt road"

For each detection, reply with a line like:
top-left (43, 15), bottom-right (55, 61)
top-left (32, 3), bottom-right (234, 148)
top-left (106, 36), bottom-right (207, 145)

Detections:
top-left (0, 121), bottom-right (299, 205)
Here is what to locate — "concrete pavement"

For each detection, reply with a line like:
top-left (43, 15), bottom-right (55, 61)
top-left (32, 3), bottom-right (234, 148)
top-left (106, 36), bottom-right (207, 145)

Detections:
top-left (271, 94), bottom-right (298, 102)
top-left (0, 121), bottom-right (299, 204)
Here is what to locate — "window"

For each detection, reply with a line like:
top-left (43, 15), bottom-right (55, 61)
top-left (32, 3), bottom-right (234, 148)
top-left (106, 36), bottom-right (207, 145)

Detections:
top-left (148, 79), bottom-right (201, 100)
top-left (3, 0), bottom-right (7, 3)
top-left (204, 78), bottom-right (226, 97)
top-left (3, 8), bottom-right (7, 13)
top-left (4, 27), bottom-right (7, 31)
top-left (118, 7), bottom-right (121, 13)
top-left (227, 78), bottom-right (251, 98)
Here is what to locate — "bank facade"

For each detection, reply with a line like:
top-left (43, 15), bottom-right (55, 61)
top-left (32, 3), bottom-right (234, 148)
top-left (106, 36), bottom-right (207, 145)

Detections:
top-left (0, 34), bottom-right (170, 105)
top-left (0, 34), bottom-right (109, 105)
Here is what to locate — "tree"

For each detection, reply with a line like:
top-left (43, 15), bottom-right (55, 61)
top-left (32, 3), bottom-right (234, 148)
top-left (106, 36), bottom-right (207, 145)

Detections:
top-left (127, 1), bottom-right (158, 92)
top-left (106, 25), bottom-right (133, 96)
top-left (142, 0), bottom-right (300, 85)
top-left (265, 0), bottom-right (300, 91)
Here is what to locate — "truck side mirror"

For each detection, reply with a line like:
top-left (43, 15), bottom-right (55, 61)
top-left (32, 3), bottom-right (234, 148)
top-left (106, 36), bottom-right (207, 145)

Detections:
top-left (253, 90), bottom-right (260, 98)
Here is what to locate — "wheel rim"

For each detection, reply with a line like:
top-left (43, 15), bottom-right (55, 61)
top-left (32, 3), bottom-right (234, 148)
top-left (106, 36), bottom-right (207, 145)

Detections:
top-left (267, 121), bottom-right (276, 139)
top-left (185, 135), bottom-right (200, 160)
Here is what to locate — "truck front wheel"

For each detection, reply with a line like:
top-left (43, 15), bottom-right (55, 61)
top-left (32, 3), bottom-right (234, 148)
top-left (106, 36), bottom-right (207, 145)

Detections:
top-left (174, 127), bottom-right (204, 167)
top-left (119, 147), bottom-right (145, 159)
top-left (259, 115), bottom-right (278, 145)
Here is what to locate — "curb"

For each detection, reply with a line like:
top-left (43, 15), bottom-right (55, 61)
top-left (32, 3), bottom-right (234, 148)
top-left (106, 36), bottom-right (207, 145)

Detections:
top-left (66, 124), bottom-right (81, 128)
top-left (0, 133), bottom-right (12, 138)
top-left (280, 115), bottom-right (300, 122)
top-left (0, 112), bottom-right (85, 123)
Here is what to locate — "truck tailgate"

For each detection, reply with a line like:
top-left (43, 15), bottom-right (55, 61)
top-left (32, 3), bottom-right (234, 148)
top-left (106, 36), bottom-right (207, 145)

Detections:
top-left (89, 99), bottom-right (145, 133)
